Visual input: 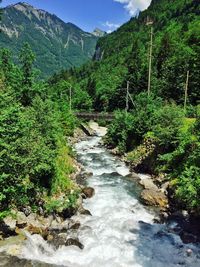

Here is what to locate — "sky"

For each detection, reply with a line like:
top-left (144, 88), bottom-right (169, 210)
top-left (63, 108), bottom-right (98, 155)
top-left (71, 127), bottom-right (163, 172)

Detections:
top-left (1, 0), bottom-right (151, 32)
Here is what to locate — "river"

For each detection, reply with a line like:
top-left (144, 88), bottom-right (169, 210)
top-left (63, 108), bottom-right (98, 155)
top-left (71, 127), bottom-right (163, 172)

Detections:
top-left (3, 126), bottom-right (200, 266)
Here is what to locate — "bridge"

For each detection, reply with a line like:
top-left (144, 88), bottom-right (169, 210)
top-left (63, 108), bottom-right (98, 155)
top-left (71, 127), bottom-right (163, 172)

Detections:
top-left (75, 112), bottom-right (114, 122)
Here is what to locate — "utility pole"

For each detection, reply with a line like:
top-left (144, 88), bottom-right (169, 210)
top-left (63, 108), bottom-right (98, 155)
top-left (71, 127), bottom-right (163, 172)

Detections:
top-left (184, 71), bottom-right (189, 112)
top-left (146, 17), bottom-right (154, 97)
top-left (69, 86), bottom-right (72, 112)
top-left (148, 25), bottom-right (153, 97)
top-left (125, 81), bottom-right (130, 113)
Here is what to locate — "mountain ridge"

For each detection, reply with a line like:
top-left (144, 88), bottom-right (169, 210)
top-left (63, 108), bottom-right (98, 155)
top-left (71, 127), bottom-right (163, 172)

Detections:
top-left (0, 2), bottom-right (101, 77)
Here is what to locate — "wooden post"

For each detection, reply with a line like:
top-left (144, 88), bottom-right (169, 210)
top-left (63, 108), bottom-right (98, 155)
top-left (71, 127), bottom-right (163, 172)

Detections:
top-left (125, 81), bottom-right (130, 113)
top-left (69, 86), bottom-right (72, 112)
top-left (184, 71), bottom-right (189, 112)
top-left (148, 26), bottom-right (153, 97)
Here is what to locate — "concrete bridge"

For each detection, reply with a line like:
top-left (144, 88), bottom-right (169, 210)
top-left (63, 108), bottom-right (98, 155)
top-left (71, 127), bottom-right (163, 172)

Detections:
top-left (75, 112), bottom-right (114, 122)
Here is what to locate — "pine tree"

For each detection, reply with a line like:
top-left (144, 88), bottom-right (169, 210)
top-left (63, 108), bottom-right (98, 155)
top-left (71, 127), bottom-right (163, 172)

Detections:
top-left (19, 43), bottom-right (36, 105)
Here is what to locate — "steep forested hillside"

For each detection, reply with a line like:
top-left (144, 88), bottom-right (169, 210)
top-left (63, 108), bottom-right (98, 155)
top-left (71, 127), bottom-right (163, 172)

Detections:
top-left (49, 0), bottom-right (200, 212)
top-left (0, 2), bottom-right (99, 77)
top-left (53, 0), bottom-right (199, 111)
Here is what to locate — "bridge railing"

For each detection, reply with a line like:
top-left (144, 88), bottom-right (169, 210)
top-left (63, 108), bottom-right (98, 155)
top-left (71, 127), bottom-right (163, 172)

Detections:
top-left (75, 112), bottom-right (114, 121)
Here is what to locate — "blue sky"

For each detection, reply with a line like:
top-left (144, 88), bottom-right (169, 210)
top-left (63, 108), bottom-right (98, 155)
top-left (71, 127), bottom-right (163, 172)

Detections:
top-left (1, 0), bottom-right (151, 32)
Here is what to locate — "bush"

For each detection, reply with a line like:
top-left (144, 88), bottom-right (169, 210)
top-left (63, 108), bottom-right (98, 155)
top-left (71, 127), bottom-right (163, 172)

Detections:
top-left (106, 111), bottom-right (134, 152)
top-left (106, 93), bottom-right (162, 152)
top-left (176, 166), bottom-right (200, 210)
top-left (152, 104), bottom-right (184, 150)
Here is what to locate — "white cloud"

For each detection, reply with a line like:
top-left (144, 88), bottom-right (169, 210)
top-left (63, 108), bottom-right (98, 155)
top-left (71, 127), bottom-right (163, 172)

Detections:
top-left (114, 0), bottom-right (151, 16)
top-left (102, 21), bottom-right (121, 32)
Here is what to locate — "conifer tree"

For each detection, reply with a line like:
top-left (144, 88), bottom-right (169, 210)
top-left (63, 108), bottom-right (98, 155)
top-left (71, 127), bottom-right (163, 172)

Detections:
top-left (19, 43), bottom-right (36, 105)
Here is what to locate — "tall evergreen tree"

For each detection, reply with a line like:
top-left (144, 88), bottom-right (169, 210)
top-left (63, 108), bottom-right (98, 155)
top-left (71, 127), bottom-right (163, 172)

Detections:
top-left (19, 43), bottom-right (36, 105)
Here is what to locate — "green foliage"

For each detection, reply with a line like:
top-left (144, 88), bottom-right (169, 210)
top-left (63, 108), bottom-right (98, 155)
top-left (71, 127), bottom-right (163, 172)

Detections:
top-left (52, 142), bottom-right (75, 194)
top-left (168, 118), bottom-right (200, 211)
top-left (0, 45), bottom-right (79, 214)
top-left (19, 43), bottom-right (36, 105)
top-left (44, 189), bottom-right (80, 214)
top-left (106, 111), bottom-right (134, 152)
top-left (152, 104), bottom-right (184, 149)
top-left (106, 93), bottom-right (162, 152)
top-left (19, 43), bottom-right (35, 86)
top-left (176, 166), bottom-right (200, 209)
top-left (0, 210), bottom-right (10, 220)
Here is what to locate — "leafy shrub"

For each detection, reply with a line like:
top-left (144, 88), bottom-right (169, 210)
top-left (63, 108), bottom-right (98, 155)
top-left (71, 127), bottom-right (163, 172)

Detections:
top-left (176, 166), bottom-right (200, 210)
top-left (106, 93), bottom-right (162, 152)
top-left (152, 104), bottom-right (184, 150)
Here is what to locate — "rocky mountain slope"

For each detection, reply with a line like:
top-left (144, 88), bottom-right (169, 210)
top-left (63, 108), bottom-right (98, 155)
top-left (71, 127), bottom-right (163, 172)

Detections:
top-left (0, 2), bottom-right (100, 77)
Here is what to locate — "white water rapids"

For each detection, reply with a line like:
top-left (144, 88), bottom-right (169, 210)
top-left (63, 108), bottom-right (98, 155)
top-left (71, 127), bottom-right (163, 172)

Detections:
top-left (17, 127), bottom-right (200, 267)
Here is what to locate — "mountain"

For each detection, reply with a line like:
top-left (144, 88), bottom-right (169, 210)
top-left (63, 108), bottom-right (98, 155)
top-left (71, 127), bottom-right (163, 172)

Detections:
top-left (92, 28), bottom-right (107, 37)
top-left (59, 0), bottom-right (200, 111)
top-left (0, 2), bottom-right (99, 77)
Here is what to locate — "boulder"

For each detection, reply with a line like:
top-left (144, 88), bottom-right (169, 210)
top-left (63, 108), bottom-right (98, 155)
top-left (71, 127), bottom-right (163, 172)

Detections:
top-left (69, 222), bottom-right (81, 230)
top-left (0, 253), bottom-right (57, 266)
top-left (20, 206), bottom-right (32, 216)
top-left (26, 213), bottom-right (37, 225)
top-left (139, 178), bottom-right (158, 191)
top-left (180, 232), bottom-right (197, 244)
top-left (126, 172), bottom-right (141, 182)
top-left (80, 123), bottom-right (95, 136)
top-left (140, 189), bottom-right (168, 208)
top-left (160, 182), bottom-right (170, 194)
top-left (82, 172), bottom-right (93, 178)
top-left (82, 187), bottom-right (95, 198)
top-left (26, 224), bottom-right (46, 236)
top-left (47, 232), bottom-right (83, 250)
top-left (48, 233), bottom-right (68, 248)
top-left (88, 121), bottom-right (107, 137)
top-left (61, 207), bottom-right (77, 219)
top-left (76, 172), bottom-right (93, 185)
top-left (3, 217), bottom-right (16, 231)
top-left (78, 207), bottom-right (92, 216)
top-left (0, 219), bottom-right (16, 238)
top-left (0, 222), bottom-right (16, 239)
top-left (186, 249), bottom-right (193, 256)
top-left (16, 212), bottom-right (27, 229)
top-left (65, 238), bottom-right (84, 250)
top-left (110, 147), bottom-right (120, 156)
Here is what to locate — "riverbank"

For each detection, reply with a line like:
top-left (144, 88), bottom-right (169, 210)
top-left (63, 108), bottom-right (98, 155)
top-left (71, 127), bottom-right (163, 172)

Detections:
top-left (106, 134), bottom-right (200, 245)
top-left (0, 124), bottom-right (97, 260)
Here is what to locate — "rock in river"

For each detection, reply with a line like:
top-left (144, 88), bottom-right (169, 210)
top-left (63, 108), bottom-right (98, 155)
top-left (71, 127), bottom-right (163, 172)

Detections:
top-left (140, 189), bottom-right (168, 208)
top-left (82, 187), bottom-right (95, 198)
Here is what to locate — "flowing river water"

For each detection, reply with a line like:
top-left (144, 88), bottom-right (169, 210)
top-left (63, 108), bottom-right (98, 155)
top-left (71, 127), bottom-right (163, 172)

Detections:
top-left (2, 126), bottom-right (200, 267)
